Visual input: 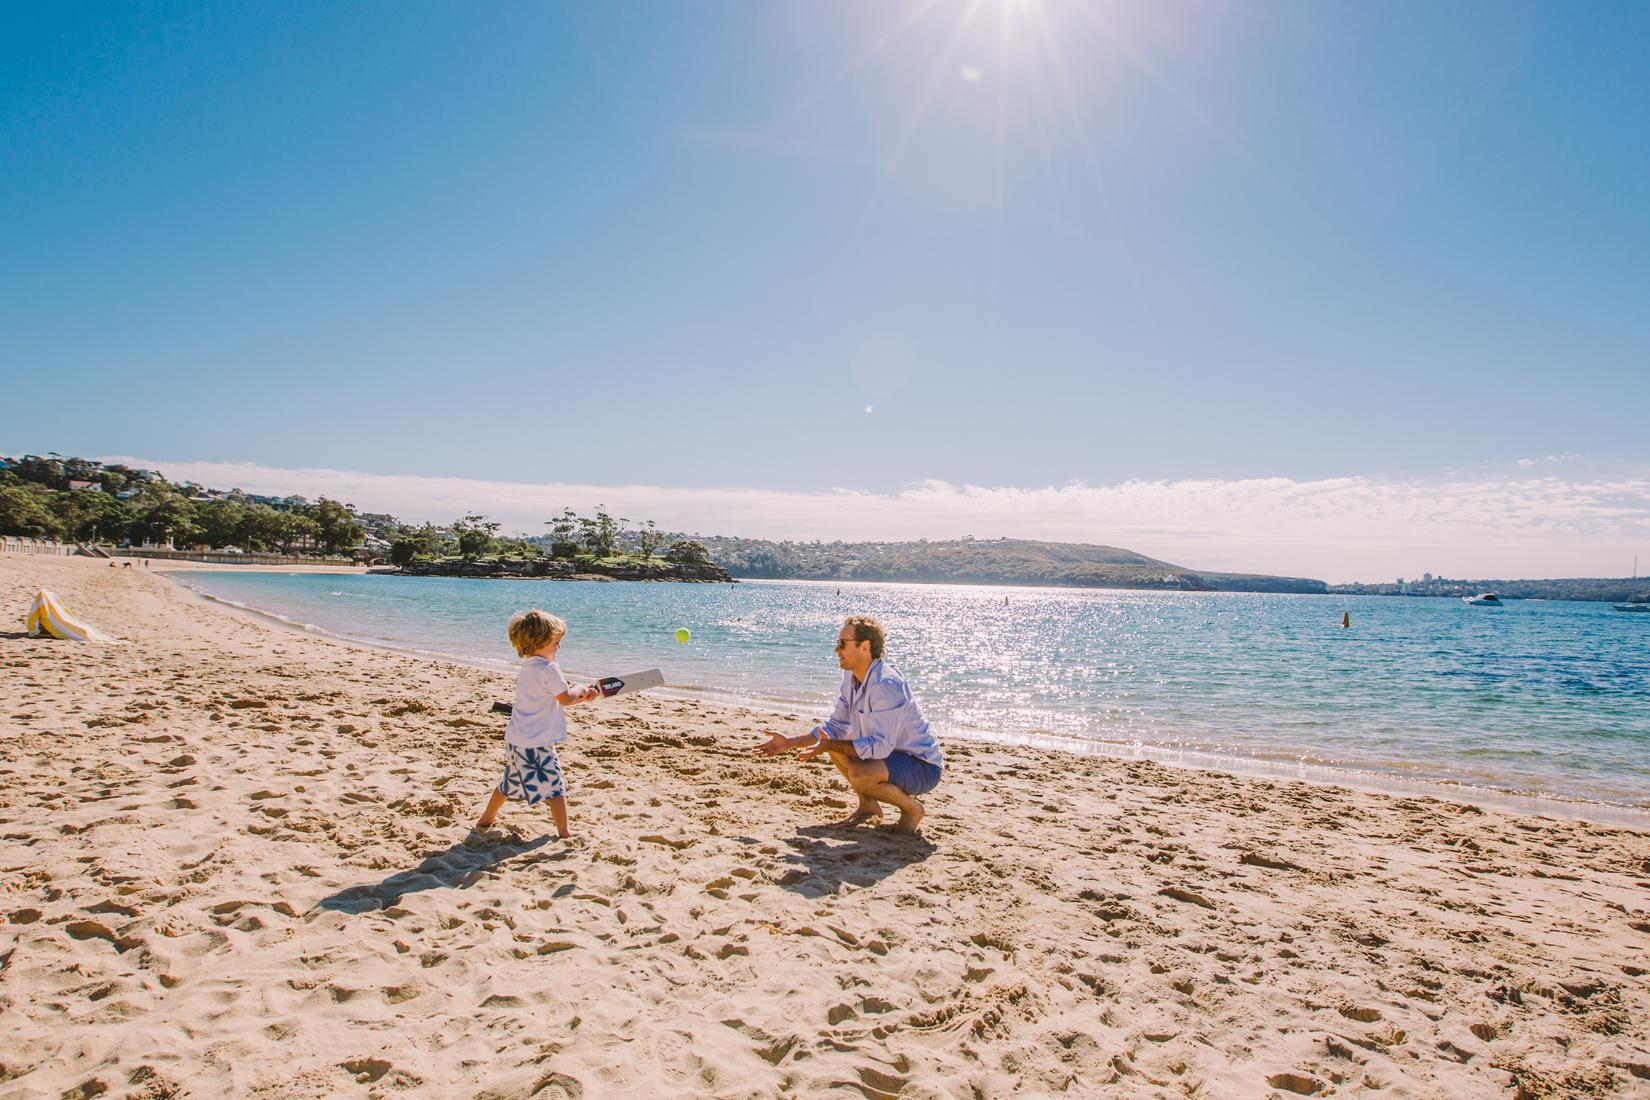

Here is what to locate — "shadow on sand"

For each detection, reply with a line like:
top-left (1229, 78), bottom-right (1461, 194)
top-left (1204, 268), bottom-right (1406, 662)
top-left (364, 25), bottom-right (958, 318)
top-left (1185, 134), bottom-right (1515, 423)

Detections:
top-left (777, 824), bottom-right (936, 897)
top-left (320, 833), bottom-right (561, 913)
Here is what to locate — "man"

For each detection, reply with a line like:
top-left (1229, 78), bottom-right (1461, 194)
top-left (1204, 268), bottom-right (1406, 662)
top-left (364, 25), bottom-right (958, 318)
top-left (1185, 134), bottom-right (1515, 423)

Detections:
top-left (755, 615), bottom-right (943, 833)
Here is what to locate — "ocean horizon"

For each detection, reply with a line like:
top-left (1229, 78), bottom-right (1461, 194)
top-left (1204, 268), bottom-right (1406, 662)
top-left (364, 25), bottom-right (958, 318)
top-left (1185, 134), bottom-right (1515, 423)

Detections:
top-left (172, 571), bottom-right (1650, 824)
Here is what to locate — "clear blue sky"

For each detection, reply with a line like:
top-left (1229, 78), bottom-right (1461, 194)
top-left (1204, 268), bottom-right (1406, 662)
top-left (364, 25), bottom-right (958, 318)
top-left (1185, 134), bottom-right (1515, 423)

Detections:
top-left (3, 1), bottom-right (1647, 500)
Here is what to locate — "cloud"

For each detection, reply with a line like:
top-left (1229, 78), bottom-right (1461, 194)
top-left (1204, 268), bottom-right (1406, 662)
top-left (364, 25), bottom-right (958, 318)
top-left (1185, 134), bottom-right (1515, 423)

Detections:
top-left (100, 455), bottom-right (1650, 583)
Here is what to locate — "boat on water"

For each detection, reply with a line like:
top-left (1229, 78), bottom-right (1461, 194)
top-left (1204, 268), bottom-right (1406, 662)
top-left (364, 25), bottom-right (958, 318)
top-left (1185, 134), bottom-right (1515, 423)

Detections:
top-left (1463, 593), bottom-right (1504, 606)
top-left (1619, 560), bottom-right (1646, 611)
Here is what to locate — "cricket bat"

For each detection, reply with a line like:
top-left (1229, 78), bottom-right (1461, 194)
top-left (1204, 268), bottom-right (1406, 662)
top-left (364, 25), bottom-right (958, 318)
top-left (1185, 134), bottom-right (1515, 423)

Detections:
top-left (491, 668), bottom-right (665, 715)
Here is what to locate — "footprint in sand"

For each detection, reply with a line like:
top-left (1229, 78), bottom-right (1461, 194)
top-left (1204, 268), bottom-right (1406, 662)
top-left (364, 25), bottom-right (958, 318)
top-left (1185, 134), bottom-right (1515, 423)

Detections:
top-left (1267, 1071), bottom-right (1328, 1095)
top-left (529, 1072), bottom-right (583, 1100)
top-left (851, 1060), bottom-right (912, 1100)
top-left (637, 1030), bottom-right (697, 1084)
top-left (338, 1057), bottom-right (393, 1084)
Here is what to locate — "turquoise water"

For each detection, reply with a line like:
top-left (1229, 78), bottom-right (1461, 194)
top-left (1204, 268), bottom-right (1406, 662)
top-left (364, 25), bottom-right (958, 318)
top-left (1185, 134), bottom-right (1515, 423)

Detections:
top-left (174, 573), bottom-right (1650, 814)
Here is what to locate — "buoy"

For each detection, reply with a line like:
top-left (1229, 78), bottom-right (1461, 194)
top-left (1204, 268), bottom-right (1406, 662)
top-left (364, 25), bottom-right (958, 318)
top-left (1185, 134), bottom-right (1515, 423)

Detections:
top-left (1342, 611), bottom-right (1350, 629)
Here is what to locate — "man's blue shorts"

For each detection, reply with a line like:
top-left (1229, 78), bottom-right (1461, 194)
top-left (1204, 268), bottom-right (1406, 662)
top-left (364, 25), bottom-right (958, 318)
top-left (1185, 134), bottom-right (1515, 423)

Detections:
top-left (883, 751), bottom-right (942, 797)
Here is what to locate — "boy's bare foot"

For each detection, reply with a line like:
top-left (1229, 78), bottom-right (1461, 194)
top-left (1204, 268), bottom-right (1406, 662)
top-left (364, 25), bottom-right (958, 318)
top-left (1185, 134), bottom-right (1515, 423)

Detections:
top-left (889, 798), bottom-right (924, 835)
top-left (834, 808), bottom-right (883, 828)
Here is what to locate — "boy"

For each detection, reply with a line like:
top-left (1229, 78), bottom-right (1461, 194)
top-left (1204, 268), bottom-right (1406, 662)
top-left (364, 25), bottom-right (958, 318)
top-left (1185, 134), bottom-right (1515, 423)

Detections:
top-left (476, 609), bottom-right (600, 838)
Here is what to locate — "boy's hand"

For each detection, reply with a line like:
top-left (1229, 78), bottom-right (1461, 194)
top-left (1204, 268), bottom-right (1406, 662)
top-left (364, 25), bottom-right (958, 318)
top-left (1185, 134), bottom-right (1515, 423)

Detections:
top-left (582, 684), bottom-right (601, 702)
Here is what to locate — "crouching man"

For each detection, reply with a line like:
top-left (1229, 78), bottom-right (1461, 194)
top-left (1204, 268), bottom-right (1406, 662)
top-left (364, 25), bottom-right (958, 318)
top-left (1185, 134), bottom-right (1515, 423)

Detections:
top-left (755, 615), bottom-right (942, 834)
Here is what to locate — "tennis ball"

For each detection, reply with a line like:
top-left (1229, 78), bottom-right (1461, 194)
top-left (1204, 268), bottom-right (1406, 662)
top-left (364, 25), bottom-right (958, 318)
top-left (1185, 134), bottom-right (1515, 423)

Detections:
top-left (675, 628), bottom-right (691, 644)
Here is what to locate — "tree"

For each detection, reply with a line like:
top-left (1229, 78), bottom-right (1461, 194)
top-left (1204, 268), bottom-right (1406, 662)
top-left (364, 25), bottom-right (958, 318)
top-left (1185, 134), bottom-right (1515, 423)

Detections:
top-left (495, 537), bottom-right (539, 559)
top-left (196, 500), bottom-right (248, 548)
top-left (593, 506), bottom-right (620, 557)
top-left (0, 483), bottom-right (61, 538)
top-left (411, 523), bottom-right (448, 557)
top-left (238, 507), bottom-right (287, 551)
top-left (133, 497), bottom-right (200, 548)
top-left (61, 491), bottom-right (132, 543)
top-left (276, 513), bottom-right (322, 554)
top-left (453, 514), bottom-right (501, 559)
top-left (12, 456), bottom-right (67, 491)
top-left (304, 498), bottom-right (363, 554)
top-left (546, 509), bottom-right (580, 558)
top-left (638, 519), bottom-right (661, 557)
top-left (390, 538), bottom-right (420, 566)
top-left (665, 539), bottom-right (711, 565)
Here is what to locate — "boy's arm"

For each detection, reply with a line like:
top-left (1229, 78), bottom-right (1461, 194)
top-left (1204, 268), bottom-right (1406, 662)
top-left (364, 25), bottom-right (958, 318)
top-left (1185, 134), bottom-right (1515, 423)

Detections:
top-left (556, 685), bottom-right (601, 706)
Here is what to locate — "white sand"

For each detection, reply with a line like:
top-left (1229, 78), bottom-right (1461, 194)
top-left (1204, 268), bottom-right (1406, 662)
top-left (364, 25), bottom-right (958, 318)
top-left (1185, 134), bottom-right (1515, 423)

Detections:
top-left (3, 555), bottom-right (1648, 1098)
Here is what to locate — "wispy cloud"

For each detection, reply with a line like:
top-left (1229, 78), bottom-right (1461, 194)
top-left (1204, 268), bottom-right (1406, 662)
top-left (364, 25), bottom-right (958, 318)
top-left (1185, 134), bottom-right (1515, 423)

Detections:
top-left (102, 456), bottom-right (1650, 583)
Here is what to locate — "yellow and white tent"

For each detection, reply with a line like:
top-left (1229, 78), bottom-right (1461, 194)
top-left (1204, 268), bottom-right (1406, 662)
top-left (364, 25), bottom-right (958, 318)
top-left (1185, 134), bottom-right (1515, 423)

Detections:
top-left (26, 589), bottom-right (120, 643)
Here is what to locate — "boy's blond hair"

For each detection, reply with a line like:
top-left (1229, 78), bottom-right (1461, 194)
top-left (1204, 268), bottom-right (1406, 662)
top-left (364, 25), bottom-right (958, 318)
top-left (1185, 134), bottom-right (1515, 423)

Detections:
top-left (508, 609), bottom-right (567, 657)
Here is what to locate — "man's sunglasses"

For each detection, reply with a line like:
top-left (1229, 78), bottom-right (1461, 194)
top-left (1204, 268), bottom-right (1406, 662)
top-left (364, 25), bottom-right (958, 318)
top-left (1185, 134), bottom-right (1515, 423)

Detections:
top-left (835, 637), bottom-right (861, 650)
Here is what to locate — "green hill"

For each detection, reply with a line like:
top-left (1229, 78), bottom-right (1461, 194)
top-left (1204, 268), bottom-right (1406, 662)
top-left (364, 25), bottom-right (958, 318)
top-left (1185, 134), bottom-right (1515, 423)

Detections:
top-left (692, 536), bottom-right (1328, 592)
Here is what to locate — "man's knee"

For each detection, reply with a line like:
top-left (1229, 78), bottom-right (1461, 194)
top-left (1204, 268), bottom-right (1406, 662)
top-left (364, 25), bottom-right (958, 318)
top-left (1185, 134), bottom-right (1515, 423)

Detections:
top-left (843, 761), bottom-right (888, 792)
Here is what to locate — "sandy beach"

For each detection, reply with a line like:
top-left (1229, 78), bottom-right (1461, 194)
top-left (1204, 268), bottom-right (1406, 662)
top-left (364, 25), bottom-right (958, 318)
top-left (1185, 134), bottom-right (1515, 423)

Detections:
top-left (3, 555), bottom-right (1648, 1099)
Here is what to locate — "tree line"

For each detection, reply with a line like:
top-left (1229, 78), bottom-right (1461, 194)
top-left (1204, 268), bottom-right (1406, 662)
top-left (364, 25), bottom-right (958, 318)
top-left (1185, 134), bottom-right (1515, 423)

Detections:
top-left (390, 506), bottom-right (708, 567)
top-left (0, 455), bottom-right (362, 554)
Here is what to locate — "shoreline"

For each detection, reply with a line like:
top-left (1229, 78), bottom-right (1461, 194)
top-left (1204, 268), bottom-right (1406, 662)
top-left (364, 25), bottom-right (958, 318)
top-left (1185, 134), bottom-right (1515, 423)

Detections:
top-left (165, 567), bottom-right (1650, 828)
top-left (5, 554), bottom-right (1649, 1097)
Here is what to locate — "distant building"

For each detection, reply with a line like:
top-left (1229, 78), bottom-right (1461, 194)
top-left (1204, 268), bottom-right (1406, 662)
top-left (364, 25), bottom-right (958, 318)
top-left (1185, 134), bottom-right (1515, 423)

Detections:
top-left (1423, 572), bottom-right (1433, 582)
top-left (69, 480), bottom-right (101, 491)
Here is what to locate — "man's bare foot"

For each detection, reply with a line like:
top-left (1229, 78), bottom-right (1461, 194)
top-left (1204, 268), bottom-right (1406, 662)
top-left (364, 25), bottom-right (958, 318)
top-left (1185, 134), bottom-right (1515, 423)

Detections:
top-left (834, 808), bottom-right (884, 828)
top-left (890, 798), bottom-right (924, 835)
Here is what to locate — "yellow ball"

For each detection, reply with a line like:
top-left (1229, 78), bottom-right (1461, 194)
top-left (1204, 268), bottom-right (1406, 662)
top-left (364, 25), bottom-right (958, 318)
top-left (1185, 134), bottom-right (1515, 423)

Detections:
top-left (675, 628), bottom-right (691, 644)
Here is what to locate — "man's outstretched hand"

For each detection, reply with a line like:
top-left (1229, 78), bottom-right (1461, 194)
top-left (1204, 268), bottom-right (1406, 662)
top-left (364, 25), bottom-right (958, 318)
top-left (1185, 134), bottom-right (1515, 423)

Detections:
top-left (753, 731), bottom-right (793, 757)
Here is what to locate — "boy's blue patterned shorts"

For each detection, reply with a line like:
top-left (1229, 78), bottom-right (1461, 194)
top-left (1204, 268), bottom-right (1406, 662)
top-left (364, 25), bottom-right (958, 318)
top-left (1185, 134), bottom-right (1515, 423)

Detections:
top-left (498, 743), bottom-right (566, 804)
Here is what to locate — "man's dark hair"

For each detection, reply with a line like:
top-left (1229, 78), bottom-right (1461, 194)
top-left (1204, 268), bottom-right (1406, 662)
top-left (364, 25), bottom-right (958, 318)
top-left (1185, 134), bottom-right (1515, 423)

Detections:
top-left (844, 615), bottom-right (885, 659)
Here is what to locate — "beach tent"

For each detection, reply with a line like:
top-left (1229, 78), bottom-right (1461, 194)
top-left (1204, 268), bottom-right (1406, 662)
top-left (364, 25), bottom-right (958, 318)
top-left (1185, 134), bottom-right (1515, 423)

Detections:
top-left (26, 589), bottom-right (120, 643)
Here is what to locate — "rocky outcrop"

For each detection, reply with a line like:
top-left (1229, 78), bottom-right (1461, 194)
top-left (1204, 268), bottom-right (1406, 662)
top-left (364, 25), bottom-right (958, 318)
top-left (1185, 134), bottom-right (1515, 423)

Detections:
top-left (396, 557), bottom-right (735, 583)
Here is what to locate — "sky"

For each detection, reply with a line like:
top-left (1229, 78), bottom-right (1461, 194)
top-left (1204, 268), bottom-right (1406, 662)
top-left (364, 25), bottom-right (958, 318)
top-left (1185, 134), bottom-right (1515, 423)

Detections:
top-left (3, 2), bottom-right (1648, 580)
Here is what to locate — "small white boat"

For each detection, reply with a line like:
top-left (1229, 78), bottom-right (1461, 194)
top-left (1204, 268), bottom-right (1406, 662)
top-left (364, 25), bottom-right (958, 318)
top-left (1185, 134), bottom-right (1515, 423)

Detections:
top-left (1614, 603), bottom-right (1650, 613)
top-left (1463, 593), bottom-right (1503, 606)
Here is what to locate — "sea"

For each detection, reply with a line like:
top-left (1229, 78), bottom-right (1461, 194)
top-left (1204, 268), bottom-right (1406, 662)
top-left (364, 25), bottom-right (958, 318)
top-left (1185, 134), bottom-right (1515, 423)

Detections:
top-left (172, 572), bottom-right (1650, 823)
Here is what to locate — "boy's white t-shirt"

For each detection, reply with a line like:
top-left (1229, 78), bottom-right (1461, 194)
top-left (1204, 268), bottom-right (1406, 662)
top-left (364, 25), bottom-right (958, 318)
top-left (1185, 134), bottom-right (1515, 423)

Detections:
top-left (505, 656), bottom-right (570, 748)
